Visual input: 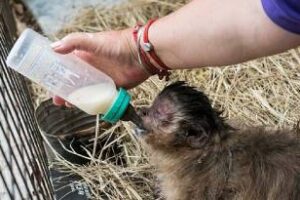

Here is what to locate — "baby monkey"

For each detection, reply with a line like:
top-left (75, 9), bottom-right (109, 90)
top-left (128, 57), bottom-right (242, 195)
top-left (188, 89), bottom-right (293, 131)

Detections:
top-left (135, 81), bottom-right (300, 200)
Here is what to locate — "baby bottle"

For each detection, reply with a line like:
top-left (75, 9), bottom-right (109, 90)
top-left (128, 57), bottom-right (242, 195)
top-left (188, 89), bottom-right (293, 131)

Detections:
top-left (6, 28), bottom-right (131, 123)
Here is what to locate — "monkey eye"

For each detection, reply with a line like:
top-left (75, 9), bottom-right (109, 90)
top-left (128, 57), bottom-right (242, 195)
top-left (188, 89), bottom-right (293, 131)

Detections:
top-left (138, 107), bottom-right (149, 116)
top-left (153, 110), bottom-right (168, 126)
top-left (153, 109), bottom-right (162, 118)
top-left (161, 120), bottom-right (170, 127)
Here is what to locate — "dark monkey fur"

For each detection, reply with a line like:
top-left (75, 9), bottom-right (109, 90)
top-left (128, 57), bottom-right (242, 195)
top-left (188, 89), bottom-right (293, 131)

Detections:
top-left (135, 81), bottom-right (300, 200)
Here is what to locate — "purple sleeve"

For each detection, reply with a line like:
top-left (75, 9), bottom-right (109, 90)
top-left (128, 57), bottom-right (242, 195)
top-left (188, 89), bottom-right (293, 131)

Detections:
top-left (261, 0), bottom-right (300, 34)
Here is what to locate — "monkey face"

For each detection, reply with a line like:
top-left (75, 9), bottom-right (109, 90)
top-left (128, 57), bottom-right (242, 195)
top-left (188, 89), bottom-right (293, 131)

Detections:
top-left (135, 81), bottom-right (227, 150)
top-left (136, 96), bottom-right (182, 149)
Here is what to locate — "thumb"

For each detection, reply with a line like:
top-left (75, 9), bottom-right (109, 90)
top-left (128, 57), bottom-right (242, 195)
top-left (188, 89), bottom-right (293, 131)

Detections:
top-left (51, 32), bottom-right (98, 54)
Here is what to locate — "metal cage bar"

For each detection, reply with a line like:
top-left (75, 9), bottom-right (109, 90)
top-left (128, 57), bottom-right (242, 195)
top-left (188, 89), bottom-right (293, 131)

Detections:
top-left (0, 0), bottom-right (54, 199)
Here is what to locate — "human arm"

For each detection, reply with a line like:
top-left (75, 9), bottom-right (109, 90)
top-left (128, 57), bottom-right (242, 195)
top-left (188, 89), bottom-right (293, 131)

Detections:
top-left (53, 0), bottom-right (300, 105)
top-left (148, 0), bottom-right (300, 69)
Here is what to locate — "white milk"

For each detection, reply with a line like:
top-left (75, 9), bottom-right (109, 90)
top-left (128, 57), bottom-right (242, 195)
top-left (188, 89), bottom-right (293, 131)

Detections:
top-left (68, 83), bottom-right (117, 115)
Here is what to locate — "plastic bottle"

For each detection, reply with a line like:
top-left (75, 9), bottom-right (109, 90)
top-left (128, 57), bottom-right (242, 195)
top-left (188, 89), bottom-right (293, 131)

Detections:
top-left (6, 28), bottom-right (131, 123)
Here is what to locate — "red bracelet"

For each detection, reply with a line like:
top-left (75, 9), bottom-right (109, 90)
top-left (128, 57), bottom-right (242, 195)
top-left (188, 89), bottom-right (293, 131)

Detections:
top-left (133, 25), bottom-right (159, 75)
top-left (132, 21), bottom-right (171, 80)
top-left (133, 24), bottom-right (141, 42)
top-left (142, 19), bottom-right (171, 71)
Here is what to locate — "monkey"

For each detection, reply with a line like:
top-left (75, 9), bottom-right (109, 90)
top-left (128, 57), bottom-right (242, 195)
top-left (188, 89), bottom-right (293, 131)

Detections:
top-left (133, 81), bottom-right (300, 200)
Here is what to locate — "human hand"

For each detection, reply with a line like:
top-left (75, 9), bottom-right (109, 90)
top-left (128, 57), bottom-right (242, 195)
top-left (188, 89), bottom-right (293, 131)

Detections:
top-left (51, 28), bottom-right (150, 106)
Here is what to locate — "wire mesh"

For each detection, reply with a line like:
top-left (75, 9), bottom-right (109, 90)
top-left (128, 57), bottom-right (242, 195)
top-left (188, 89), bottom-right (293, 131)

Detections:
top-left (0, 0), bottom-right (54, 199)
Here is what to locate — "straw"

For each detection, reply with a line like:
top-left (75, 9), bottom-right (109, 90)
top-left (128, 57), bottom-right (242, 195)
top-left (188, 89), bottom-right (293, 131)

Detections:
top-left (28, 0), bottom-right (300, 199)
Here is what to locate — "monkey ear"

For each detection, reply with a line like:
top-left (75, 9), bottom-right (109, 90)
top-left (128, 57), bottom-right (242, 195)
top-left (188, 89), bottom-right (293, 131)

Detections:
top-left (185, 126), bottom-right (209, 148)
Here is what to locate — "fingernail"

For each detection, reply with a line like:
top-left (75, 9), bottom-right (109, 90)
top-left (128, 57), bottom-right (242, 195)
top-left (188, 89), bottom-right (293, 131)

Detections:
top-left (51, 41), bottom-right (62, 49)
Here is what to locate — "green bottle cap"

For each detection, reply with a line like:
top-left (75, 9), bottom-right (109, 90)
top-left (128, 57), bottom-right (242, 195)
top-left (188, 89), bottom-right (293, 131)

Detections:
top-left (101, 88), bottom-right (131, 123)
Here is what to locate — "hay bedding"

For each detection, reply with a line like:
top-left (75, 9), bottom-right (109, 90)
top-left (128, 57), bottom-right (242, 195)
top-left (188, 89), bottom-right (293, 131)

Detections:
top-left (27, 0), bottom-right (300, 199)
